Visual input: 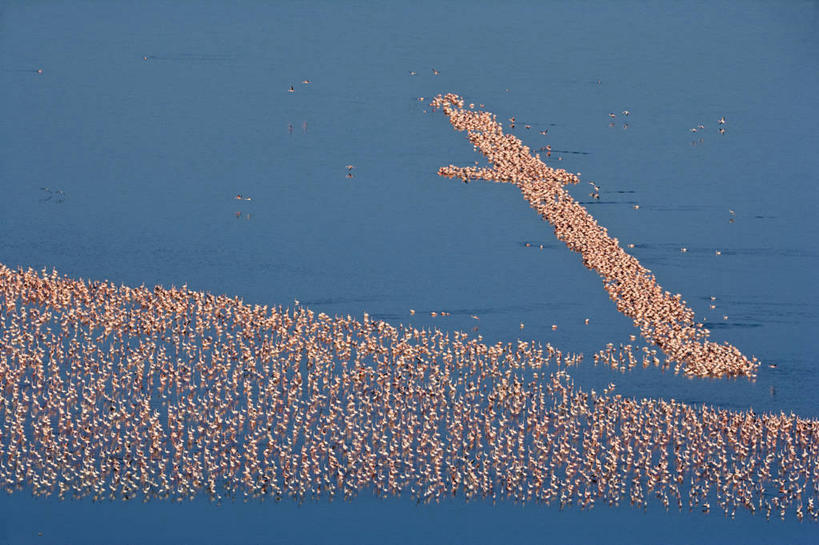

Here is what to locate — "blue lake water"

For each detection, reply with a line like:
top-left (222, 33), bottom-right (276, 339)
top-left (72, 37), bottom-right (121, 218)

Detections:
top-left (1, 1), bottom-right (818, 543)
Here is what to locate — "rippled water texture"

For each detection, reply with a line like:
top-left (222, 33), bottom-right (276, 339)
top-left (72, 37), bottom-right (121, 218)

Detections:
top-left (1, 1), bottom-right (818, 543)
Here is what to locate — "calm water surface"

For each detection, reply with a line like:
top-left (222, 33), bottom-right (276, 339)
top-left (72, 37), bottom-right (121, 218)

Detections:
top-left (1, 1), bottom-right (818, 543)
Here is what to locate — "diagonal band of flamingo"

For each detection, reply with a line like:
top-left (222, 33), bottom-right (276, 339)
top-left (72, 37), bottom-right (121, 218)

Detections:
top-left (430, 93), bottom-right (757, 379)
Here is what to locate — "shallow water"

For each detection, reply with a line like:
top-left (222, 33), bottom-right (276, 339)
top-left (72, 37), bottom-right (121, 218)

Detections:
top-left (1, 1), bottom-right (818, 543)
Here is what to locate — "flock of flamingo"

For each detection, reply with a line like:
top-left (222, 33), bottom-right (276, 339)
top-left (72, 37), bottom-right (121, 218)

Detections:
top-left (0, 94), bottom-right (815, 523)
top-left (432, 93), bottom-right (756, 379)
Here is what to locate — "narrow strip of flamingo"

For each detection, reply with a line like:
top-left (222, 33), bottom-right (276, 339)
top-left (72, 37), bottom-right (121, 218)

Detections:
top-left (430, 93), bottom-right (757, 379)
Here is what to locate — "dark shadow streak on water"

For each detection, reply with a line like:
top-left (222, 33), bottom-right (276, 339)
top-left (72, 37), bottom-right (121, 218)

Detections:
top-left (143, 54), bottom-right (237, 62)
top-left (702, 322), bottom-right (762, 330)
top-left (0, 67), bottom-right (41, 73)
top-left (411, 303), bottom-right (582, 317)
top-left (301, 296), bottom-right (383, 306)
top-left (639, 204), bottom-right (713, 212)
top-left (726, 248), bottom-right (818, 258)
top-left (511, 121), bottom-right (559, 128)
top-left (538, 148), bottom-right (591, 155)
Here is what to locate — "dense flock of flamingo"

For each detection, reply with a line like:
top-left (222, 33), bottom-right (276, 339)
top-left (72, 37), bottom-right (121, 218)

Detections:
top-left (431, 93), bottom-right (756, 379)
top-left (0, 264), bottom-right (816, 521)
top-left (0, 94), bottom-right (814, 523)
